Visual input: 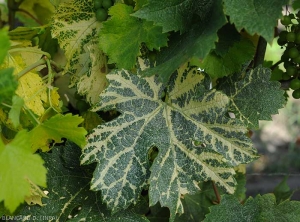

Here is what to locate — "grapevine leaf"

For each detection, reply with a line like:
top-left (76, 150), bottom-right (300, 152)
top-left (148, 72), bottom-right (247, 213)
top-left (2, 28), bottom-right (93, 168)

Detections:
top-left (0, 130), bottom-right (46, 213)
top-left (140, 0), bottom-right (226, 83)
top-left (8, 95), bottom-right (24, 128)
top-left (99, 4), bottom-right (168, 70)
top-left (77, 41), bottom-right (108, 105)
top-left (223, 0), bottom-right (289, 43)
top-left (204, 194), bottom-right (300, 222)
top-left (0, 28), bottom-right (10, 64)
top-left (8, 26), bottom-right (45, 41)
top-left (217, 66), bottom-right (285, 129)
top-left (0, 68), bottom-right (17, 105)
top-left (132, 0), bottom-right (213, 33)
top-left (51, 0), bottom-right (100, 86)
top-left (19, 142), bottom-right (149, 222)
top-left (81, 63), bottom-right (258, 220)
top-left (273, 176), bottom-right (294, 204)
top-left (29, 113), bottom-right (87, 151)
top-left (293, 0), bottom-right (300, 10)
top-left (200, 38), bottom-right (255, 78)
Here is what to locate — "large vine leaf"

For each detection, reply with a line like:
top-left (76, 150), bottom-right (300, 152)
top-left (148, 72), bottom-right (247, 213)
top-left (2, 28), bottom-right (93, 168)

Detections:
top-left (132, 0), bottom-right (213, 33)
top-left (19, 142), bottom-right (149, 222)
top-left (140, 0), bottom-right (226, 83)
top-left (217, 66), bottom-right (286, 129)
top-left (223, 0), bottom-right (289, 43)
top-left (204, 194), bottom-right (300, 222)
top-left (51, 0), bottom-right (101, 87)
top-left (29, 113), bottom-right (87, 151)
top-left (0, 130), bottom-right (46, 213)
top-left (81, 63), bottom-right (258, 220)
top-left (99, 3), bottom-right (168, 70)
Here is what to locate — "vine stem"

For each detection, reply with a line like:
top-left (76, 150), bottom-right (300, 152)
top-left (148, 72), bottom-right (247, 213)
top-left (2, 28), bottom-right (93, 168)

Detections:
top-left (9, 48), bottom-right (51, 59)
top-left (212, 181), bottom-right (221, 204)
top-left (253, 36), bottom-right (267, 68)
top-left (17, 58), bottom-right (46, 79)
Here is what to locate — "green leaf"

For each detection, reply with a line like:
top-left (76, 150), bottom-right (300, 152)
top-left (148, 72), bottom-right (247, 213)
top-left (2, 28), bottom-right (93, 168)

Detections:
top-left (51, 0), bottom-right (100, 87)
top-left (99, 3), bottom-right (168, 70)
top-left (81, 63), bottom-right (258, 220)
top-left (0, 28), bottom-right (10, 64)
top-left (200, 37), bottom-right (255, 78)
top-left (29, 113), bottom-right (87, 151)
top-left (293, 0), bottom-right (300, 10)
top-left (8, 26), bottom-right (45, 41)
top-left (217, 66), bottom-right (286, 129)
top-left (0, 130), bottom-right (46, 213)
top-left (140, 0), bottom-right (226, 83)
top-left (223, 0), bottom-right (289, 43)
top-left (0, 68), bottom-right (17, 105)
top-left (132, 0), bottom-right (213, 33)
top-left (273, 176), bottom-right (294, 204)
top-left (8, 95), bottom-right (24, 128)
top-left (19, 142), bottom-right (149, 222)
top-left (204, 194), bottom-right (300, 222)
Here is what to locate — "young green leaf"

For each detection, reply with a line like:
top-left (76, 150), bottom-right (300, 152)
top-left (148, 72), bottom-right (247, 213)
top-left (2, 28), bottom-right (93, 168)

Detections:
top-left (0, 130), bottom-right (46, 213)
top-left (99, 3), bottom-right (168, 70)
top-left (81, 63), bottom-right (258, 220)
top-left (51, 0), bottom-right (100, 87)
top-left (204, 194), bottom-right (300, 222)
top-left (8, 95), bottom-right (24, 128)
top-left (217, 66), bottom-right (286, 129)
top-left (29, 113), bottom-right (87, 151)
top-left (223, 0), bottom-right (289, 43)
top-left (0, 68), bottom-right (17, 105)
top-left (19, 142), bottom-right (149, 222)
top-left (132, 0), bottom-right (213, 33)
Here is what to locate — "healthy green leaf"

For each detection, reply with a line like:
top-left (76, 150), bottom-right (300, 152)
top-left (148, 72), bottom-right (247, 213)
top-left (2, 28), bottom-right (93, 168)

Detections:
top-left (200, 37), bottom-right (255, 78)
top-left (19, 142), bottom-right (149, 222)
top-left (0, 130), bottom-right (46, 213)
top-left (8, 26), bottom-right (45, 41)
top-left (132, 0), bottom-right (213, 33)
top-left (204, 194), bottom-right (300, 222)
top-left (217, 66), bottom-right (286, 129)
top-left (0, 68), bottom-right (17, 105)
top-left (140, 0), bottom-right (226, 83)
top-left (0, 28), bottom-right (10, 64)
top-left (8, 95), bottom-right (24, 128)
top-left (99, 3), bottom-right (168, 70)
top-left (29, 113), bottom-right (87, 151)
top-left (223, 0), bottom-right (289, 43)
top-left (273, 176), bottom-right (294, 204)
top-left (51, 0), bottom-right (100, 87)
top-left (81, 63), bottom-right (258, 220)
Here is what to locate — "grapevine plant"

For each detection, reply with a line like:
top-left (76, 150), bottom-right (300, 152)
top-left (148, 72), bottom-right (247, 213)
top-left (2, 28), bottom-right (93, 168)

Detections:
top-left (1, 0), bottom-right (300, 221)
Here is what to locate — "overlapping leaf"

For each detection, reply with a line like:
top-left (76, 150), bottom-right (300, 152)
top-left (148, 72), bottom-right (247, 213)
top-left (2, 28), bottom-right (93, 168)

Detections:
top-left (0, 68), bottom-right (17, 105)
top-left (0, 130), bottom-right (46, 213)
top-left (77, 41), bottom-right (108, 105)
top-left (140, 0), bottom-right (226, 83)
top-left (217, 66), bottom-right (285, 129)
top-left (99, 3), bottom-right (168, 70)
top-left (223, 0), bottom-right (288, 43)
top-left (51, 0), bottom-right (101, 87)
top-left (0, 28), bottom-right (10, 64)
top-left (204, 194), bottom-right (300, 222)
top-left (133, 0), bottom-right (213, 33)
top-left (81, 63), bottom-right (258, 220)
top-left (29, 113), bottom-right (87, 151)
top-left (19, 143), bottom-right (149, 222)
top-left (200, 37), bottom-right (255, 78)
